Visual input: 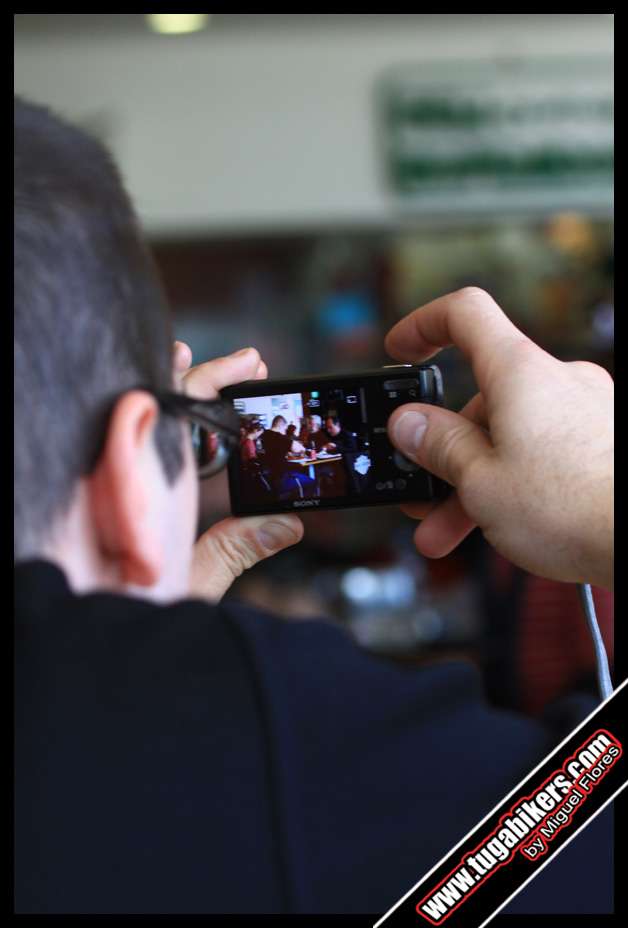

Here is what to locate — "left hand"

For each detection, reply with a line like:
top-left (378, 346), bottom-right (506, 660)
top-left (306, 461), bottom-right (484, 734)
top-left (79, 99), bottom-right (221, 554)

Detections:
top-left (173, 341), bottom-right (304, 602)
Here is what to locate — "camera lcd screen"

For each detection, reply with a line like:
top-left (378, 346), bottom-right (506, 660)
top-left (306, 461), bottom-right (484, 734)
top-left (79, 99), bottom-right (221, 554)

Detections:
top-left (223, 371), bottom-right (446, 515)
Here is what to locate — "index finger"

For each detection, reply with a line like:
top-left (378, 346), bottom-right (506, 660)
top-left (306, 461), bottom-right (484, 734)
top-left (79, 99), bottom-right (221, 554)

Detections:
top-left (173, 340), bottom-right (193, 391)
top-left (384, 288), bottom-right (528, 392)
top-left (173, 340), bottom-right (193, 374)
top-left (183, 347), bottom-right (267, 399)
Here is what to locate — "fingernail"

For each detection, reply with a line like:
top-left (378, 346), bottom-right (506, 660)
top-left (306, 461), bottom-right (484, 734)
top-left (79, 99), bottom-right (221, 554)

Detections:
top-left (257, 520), bottom-right (294, 551)
top-left (393, 411), bottom-right (428, 455)
top-left (233, 347), bottom-right (253, 357)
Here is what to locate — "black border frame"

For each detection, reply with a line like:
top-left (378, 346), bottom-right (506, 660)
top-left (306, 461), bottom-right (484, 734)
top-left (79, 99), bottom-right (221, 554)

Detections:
top-left (221, 365), bottom-right (447, 516)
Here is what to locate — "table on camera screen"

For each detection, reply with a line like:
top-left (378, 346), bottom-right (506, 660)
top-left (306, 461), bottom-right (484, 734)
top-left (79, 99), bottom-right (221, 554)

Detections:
top-left (287, 453), bottom-right (343, 480)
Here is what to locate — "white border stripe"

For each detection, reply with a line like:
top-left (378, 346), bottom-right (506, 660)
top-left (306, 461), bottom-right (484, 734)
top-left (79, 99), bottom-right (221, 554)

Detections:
top-left (373, 677), bottom-right (627, 927)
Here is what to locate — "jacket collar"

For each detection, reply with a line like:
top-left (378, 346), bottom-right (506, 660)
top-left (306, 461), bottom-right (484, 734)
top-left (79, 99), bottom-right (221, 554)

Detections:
top-left (15, 559), bottom-right (72, 617)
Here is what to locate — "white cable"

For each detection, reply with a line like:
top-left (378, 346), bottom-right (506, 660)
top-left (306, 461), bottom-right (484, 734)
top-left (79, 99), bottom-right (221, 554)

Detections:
top-left (578, 583), bottom-right (613, 701)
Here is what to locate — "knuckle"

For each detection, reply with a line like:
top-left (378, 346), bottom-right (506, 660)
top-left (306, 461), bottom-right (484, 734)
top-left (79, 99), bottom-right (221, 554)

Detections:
top-left (455, 286), bottom-right (495, 307)
top-left (431, 421), bottom-right (474, 484)
top-left (569, 360), bottom-right (613, 385)
top-left (213, 530), bottom-right (260, 577)
top-left (244, 346), bottom-right (261, 368)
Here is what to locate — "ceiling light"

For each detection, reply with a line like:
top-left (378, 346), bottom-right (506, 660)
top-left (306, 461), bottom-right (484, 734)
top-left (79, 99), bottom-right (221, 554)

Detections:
top-left (146, 13), bottom-right (211, 35)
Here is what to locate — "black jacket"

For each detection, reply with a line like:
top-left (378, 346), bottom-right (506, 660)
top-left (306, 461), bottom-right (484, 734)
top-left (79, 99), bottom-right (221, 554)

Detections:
top-left (14, 561), bottom-right (612, 915)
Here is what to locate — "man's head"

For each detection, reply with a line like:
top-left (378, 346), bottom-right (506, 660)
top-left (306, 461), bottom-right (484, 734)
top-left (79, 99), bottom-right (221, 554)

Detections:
top-left (14, 98), bottom-right (198, 599)
top-left (325, 416), bottom-right (342, 437)
top-left (244, 419), bottom-right (263, 439)
top-left (306, 414), bottom-right (321, 432)
top-left (271, 415), bottom-right (287, 432)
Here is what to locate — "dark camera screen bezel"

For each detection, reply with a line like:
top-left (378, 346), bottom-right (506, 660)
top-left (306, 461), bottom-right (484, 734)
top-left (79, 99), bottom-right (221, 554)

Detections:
top-left (221, 367), bottom-right (447, 516)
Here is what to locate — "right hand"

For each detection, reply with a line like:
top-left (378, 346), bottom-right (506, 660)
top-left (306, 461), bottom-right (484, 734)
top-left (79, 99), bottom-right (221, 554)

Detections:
top-left (386, 288), bottom-right (613, 590)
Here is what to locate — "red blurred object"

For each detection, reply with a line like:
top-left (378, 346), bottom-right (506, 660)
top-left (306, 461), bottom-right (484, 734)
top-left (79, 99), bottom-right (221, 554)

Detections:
top-left (492, 555), bottom-right (614, 715)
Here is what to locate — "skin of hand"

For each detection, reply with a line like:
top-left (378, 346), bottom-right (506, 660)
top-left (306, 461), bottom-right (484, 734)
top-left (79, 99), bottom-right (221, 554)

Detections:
top-left (173, 342), bottom-right (303, 602)
top-left (386, 288), bottom-right (613, 590)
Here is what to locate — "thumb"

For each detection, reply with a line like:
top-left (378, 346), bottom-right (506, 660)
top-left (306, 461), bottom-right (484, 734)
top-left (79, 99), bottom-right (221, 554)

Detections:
top-left (190, 514), bottom-right (304, 603)
top-left (388, 403), bottom-right (492, 488)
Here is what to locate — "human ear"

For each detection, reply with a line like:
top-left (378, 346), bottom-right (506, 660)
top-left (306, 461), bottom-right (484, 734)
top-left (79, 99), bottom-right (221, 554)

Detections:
top-left (87, 391), bottom-right (165, 588)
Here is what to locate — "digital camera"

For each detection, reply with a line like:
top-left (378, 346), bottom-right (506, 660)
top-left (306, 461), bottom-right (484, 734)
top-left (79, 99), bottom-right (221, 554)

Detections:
top-left (221, 364), bottom-right (448, 516)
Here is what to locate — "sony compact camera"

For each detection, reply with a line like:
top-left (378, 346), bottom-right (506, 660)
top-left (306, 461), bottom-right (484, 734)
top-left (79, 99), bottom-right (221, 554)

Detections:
top-left (220, 364), bottom-right (448, 516)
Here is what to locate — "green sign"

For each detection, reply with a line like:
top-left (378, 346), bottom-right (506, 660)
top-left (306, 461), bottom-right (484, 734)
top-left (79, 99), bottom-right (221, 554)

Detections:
top-left (378, 57), bottom-right (613, 214)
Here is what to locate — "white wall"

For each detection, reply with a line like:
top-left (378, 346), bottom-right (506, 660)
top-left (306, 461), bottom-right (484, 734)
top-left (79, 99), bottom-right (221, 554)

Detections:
top-left (14, 15), bottom-right (613, 235)
top-left (237, 394), bottom-right (304, 429)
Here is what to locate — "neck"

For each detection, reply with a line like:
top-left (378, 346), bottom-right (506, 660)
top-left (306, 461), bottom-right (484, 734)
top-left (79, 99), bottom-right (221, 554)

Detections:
top-left (41, 483), bottom-right (120, 596)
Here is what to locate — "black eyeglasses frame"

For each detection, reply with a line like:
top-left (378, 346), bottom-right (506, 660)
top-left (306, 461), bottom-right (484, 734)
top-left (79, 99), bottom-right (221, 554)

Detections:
top-left (151, 389), bottom-right (241, 480)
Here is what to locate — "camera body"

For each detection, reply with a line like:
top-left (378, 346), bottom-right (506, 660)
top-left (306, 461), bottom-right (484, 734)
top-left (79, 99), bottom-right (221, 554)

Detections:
top-left (221, 364), bottom-right (448, 516)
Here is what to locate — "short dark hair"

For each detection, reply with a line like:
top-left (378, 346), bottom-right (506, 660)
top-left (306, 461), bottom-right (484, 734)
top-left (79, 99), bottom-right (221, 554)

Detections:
top-left (243, 418), bottom-right (262, 437)
top-left (325, 415), bottom-right (340, 426)
top-left (271, 415), bottom-right (287, 428)
top-left (14, 97), bottom-right (183, 560)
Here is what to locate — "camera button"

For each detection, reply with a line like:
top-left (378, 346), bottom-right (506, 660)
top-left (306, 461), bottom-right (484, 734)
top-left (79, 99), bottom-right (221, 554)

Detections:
top-left (393, 450), bottom-right (421, 473)
top-left (383, 378), bottom-right (420, 391)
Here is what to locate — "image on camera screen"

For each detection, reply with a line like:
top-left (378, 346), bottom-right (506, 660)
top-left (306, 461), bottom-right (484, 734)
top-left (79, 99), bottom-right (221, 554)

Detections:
top-left (228, 380), bottom-right (436, 512)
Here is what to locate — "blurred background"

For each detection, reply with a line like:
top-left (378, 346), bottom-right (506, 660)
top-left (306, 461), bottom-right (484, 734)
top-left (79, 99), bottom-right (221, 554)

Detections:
top-left (14, 14), bottom-right (614, 716)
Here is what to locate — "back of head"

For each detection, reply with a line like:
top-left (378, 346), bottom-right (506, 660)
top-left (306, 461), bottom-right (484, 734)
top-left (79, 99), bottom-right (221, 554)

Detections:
top-left (271, 415), bottom-right (287, 430)
top-left (14, 98), bottom-right (181, 560)
top-left (245, 418), bottom-right (262, 438)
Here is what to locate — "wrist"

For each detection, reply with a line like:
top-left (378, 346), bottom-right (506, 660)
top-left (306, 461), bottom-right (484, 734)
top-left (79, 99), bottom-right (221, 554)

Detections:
top-left (581, 484), bottom-right (613, 590)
